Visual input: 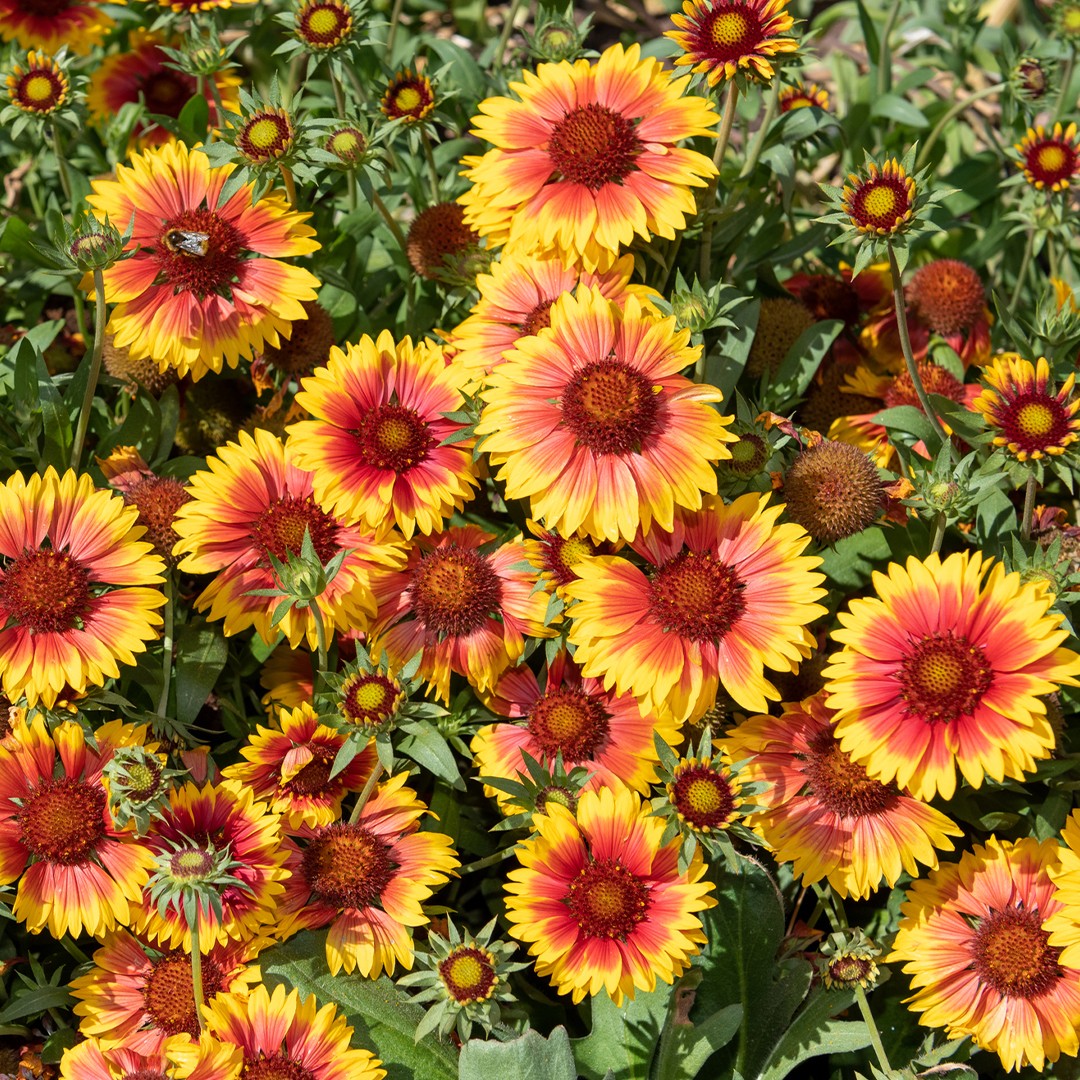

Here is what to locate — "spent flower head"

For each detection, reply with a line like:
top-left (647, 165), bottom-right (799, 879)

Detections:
top-left (818, 930), bottom-right (881, 991)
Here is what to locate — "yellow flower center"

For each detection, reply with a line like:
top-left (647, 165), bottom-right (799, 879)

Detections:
top-left (1063, 5), bottom-right (1080, 30)
top-left (395, 87), bottom-right (422, 111)
top-left (670, 762), bottom-right (739, 829)
top-left (862, 185), bottom-right (898, 219)
top-left (25, 74), bottom-right (54, 103)
top-left (1017, 401), bottom-right (1056, 437)
top-left (247, 117), bottom-right (285, 150)
top-left (309, 8), bottom-right (339, 33)
top-left (560, 537), bottom-right (593, 566)
top-left (900, 631), bottom-right (993, 725)
top-left (685, 776), bottom-right (723, 814)
top-left (1037, 144), bottom-right (1067, 173)
top-left (711, 9), bottom-right (752, 47)
top-left (786, 95), bottom-right (812, 109)
top-left (340, 672), bottom-right (401, 729)
top-left (439, 946), bottom-right (497, 1003)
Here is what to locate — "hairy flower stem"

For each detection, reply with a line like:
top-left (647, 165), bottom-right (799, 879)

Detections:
top-left (916, 82), bottom-right (1002, 170)
top-left (699, 82), bottom-right (740, 284)
top-left (349, 762), bottom-right (384, 824)
top-left (1022, 474), bottom-right (1039, 541)
top-left (1009, 227), bottom-right (1037, 311)
top-left (71, 268), bottom-right (106, 469)
top-left (310, 600), bottom-right (328, 690)
top-left (1054, 48), bottom-right (1077, 124)
top-left (329, 71), bottom-right (358, 211)
top-left (930, 511), bottom-right (946, 554)
top-left (51, 125), bottom-right (73, 207)
top-left (854, 985), bottom-right (892, 1074)
top-left (385, 0), bottom-right (405, 55)
top-left (157, 572), bottom-right (175, 718)
top-left (190, 916), bottom-right (205, 1034)
top-left (280, 166), bottom-right (299, 209)
top-left (421, 130), bottom-right (441, 205)
top-left (493, 0), bottom-right (526, 69)
top-left (739, 78), bottom-right (781, 179)
top-left (887, 243), bottom-right (952, 454)
top-left (370, 190), bottom-right (408, 251)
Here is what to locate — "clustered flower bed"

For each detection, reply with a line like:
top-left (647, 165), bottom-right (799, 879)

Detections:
top-left (0, 0), bottom-right (1076, 1077)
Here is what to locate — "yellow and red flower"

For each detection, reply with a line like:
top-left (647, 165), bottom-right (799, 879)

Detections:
top-left (131, 781), bottom-right (289, 950)
top-left (0, 717), bottom-right (156, 939)
top-left (381, 69), bottom-right (435, 123)
top-left (157, 0), bottom-right (256, 11)
top-left (294, 0), bottom-right (354, 50)
top-left (197, 983), bottom-right (384, 1080)
top-left (1043, 811), bottom-right (1080, 972)
top-left (566, 493), bottom-right (827, 723)
top-left (1016, 122), bottom-right (1080, 192)
top-left (891, 837), bottom-right (1080, 1073)
top-left (6, 50), bottom-right (67, 114)
top-left (841, 157), bottom-right (915, 236)
top-left (724, 693), bottom-right (962, 898)
top-left (88, 30), bottom-right (240, 146)
top-left (472, 651), bottom-right (682, 801)
top-left (59, 1039), bottom-right (237, 1080)
top-left (173, 429), bottom-right (406, 649)
top-left (0, 0), bottom-right (112, 54)
top-left (370, 526), bottom-right (555, 704)
top-left (824, 551), bottom-right (1080, 802)
top-left (287, 331), bottom-right (479, 538)
top-left (223, 702), bottom-right (377, 829)
top-left (460, 44), bottom-right (719, 268)
top-left (779, 80), bottom-right (829, 111)
top-left (0, 469), bottom-right (165, 708)
top-left (667, 0), bottom-right (799, 85)
top-left (972, 354), bottom-right (1080, 461)
top-left (477, 288), bottom-right (735, 542)
top-left (276, 772), bottom-right (458, 977)
top-left (87, 141), bottom-right (320, 381)
top-left (504, 785), bottom-right (715, 1004)
top-left (449, 249), bottom-right (657, 390)
top-left (235, 106), bottom-right (295, 164)
top-left (70, 929), bottom-right (261, 1053)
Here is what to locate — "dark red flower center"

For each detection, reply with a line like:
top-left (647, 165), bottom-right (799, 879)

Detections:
top-left (670, 763), bottom-right (738, 829)
top-left (13, 66), bottom-right (65, 112)
top-left (0, 548), bottom-right (92, 634)
top-left (241, 1054), bottom-right (316, 1080)
top-left (899, 630), bottom-right (993, 726)
top-left (561, 358), bottom-right (660, 455)
top-left (156, 208), bottom-right (243, 298)
top-left (143, 949), bottom-right (229, 1037)
top-left (411, 545), bottom-right (502, 637)
top-left (301, 822), bottom-right (397, 909)
top-left (648, 550), bottom-right (746, 642)
top-left (699, 3), bottom-right (765, 61)
top-left (519, 298), bottom-right (554, 337)
top-left (126, 1071), bottom-right (169, 1080)
top-left (907, 260), bottom-right (985, 335)
top-left (537, 532), bottom-right (598, 587)
top-left (527, 686), bottom-right (611, 761)
top-left (340, 672), bottom-right (401, 727)
top-left (439, 946), bottom-right (497, 1003)
top-left (565, 858), bottom-right (650, 940)
top-left (282, 744), bottom-right (337, 797)
top-left (884, 362), bottom-right (967, 410)
top-left (846, 176), bottom-right (911, 233)
top-left (15, 0), bottom-right (76, 12)
top-left (972, 904), bottom-right (1063, 999)
top-left (127, 476), bottom-right (191, 565)
top-left (249, 495), bottom-right (341, 565)
top-left (797, 275), bottom-right (861, 325)
top-left (17, 776), bottom-right (106, 865)
top-left (801, 728), bottom-right (900, 816)
top-left (297, 0), bottom-right (352, 47)
top-left (996, 391), bottom-right (1073, 455)
top-left (141, 67), bottom-right (195, 116)
top-left (1026, 138), bottom-right (1078, 187)
top-left (547, 103), bottom-right (643, 190)
top-left (353, 403), bottom-right (434, 473)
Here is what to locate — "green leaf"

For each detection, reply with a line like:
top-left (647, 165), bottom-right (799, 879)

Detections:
top-left (758, 986), bottom-right (870, 1080)
top-left (261, 930), bottom-right (458, 1080)
top-left (173, 619), bottom-right (228, 727)
top-left (871, 405), bottom-right (937, 448)
top-left (397, 720), bottom-right (463, 788)
top-left (36, 352), bottom-right (71, 471)
top-left (572, 984), bottom-right (670, 1080)
top-left (0, 984), bottom-right (74, 1024)
top-left (459, 1027), bottom-right (576, 1080)
top-left (853, 0), bottom-right (881, 75)
top-left (763, 319), bottom-right (843, 412)
top-left (658, 1004), bottom-right (743, 1079)
top-left (178, 94), bottom-right (210, 145)
top-left (870, 93), bottom-right (929, 128)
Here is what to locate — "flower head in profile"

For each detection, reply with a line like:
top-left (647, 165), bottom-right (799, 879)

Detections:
top-left (1015, 123), bottom-right (1080, 192)
top-left (666, 0), bottom-right (799, 86)
top-left (779, 80), bottom-right (829, 111)
top-left (460, 43), bottom-right (719, 269)
top-left (824, 550), bottom-right (1080, 801)
top-left (0, 0), bottom-right (113, 54)
top-left (973, 354), bottom-right (1080, 461)
top-left (891, 837), bottom-right (1080, 1074)
top-left (276, 772), bottom-right (458, 977)
top-left (505, 785), bottom-right (715, 1004)
top-left (724, 693), bottom-right (962, 898)
top-left (381, 69), bottom-right (435, 123)
top-left (0, 469), bottom-right (165, 708)
top-left (86, 141), bottom-right (320, 381)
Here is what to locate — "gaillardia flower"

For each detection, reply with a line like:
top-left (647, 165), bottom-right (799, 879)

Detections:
top-left (1044, 811), bottom-right (1080, 971)
top-left (199, 984), bottom-right (385, 1080)
top-left (0, 469), bottom-right (165, 708)
top-left (460, 43), bottom-right (719, 268)
top-left (779, 81), bottom-right (829, 111)
top-left (70, 929), bottom-right (261, 1053)
top-left (972, 354), bottom-right (1080, 461)
top-left (294, 0), bottom-right (355, 51)
top-left (504, 785), bottom-right (715, 1004)
top-left (891, 837), bottom-right (1080, 1074)
top-left (724, 694), bottom-right (962, 899)
top-left (1016, 123), bottom-right (1080, 192)
top-left (381, 69), bottom-right (435, 123)
top-left (235, 106), bottom-right (295, 164)
top-left (824, 551), bottom-right (1080, 802)
top-left (173, 429), bottom-right (406, 648)
top-left (371, 526), bottom-right (554, 703)
top-left (0, 717), bottom-right (156, 938)
top-left (276, 772), bottom-right (458, 977)
top-left (0, 0), bottom-right (113, 54)
top-left (841, 157), bottom-right (915, 236)
top-left (86, 141), bottom-right (320, 381)
top-left (666, 0), bottom-right (799, 85)
top-left (222, 702), bottom-right (377, 829)
top-left (6, 50), bottom-right (67, 114)
top-left (566, 493), bottom-right (827, 722)
top-left (477, 288), bottom-right (735, 542)
top-left (288, 331), bottom-right (479, 538)
top-left (58, 1040), bottom-right (238, 1080)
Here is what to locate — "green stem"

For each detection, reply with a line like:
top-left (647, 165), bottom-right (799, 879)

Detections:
top-left (349, 762), bottom-right (384, 824)
top-left (876, 0), bottom-right (903, 99)
top-left (459, 846), bottom-right (518, 875)
top-left (207, 76), bottom-right (228, 141)
top-left (915, 82), bottom-right (1002, 171)
top-left (385, 0), bottom-right (405, 56)
top-left (190, 913), bottom-right (204, 1034)
top-left (157, 571), bottom-right (175, 718)
top-left (1022, 473), bottom-right (1039, 541)
top-left (310, 599), bottom-right (328, 689)
top-left (739, 77), bottom-right (781, 179)
top-left (420, 129), bottom-right (441, 205)
top-left (854, 985), bottom-right (892, 1075)
top-left (279, 165), bottom-right (298, 209)
top-left (330, 64), bottom-right (348, 118)
top-left (492, 0), bottom-right (526, 69)
top-left (1010, 227), bottom-right (1037, 310)
top-left (70, 267), bottom-right (106, 469)
top-left (370, 190), bottom-right (408, 251)
top-left (71, 288), bottom-right (89, 349)
top-left (1047, 234), bottom-right (1059, 280)
top-left (887, 243), bottom-right (952, 452)
top-left (1054, 48), bottom-right (1077, 125)
top-left (930, 511), bottom-right (946, 554)
top-left (699, 82), bottom-right (740, 284)
top-left (50, 124), bottom-right (72, 208)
